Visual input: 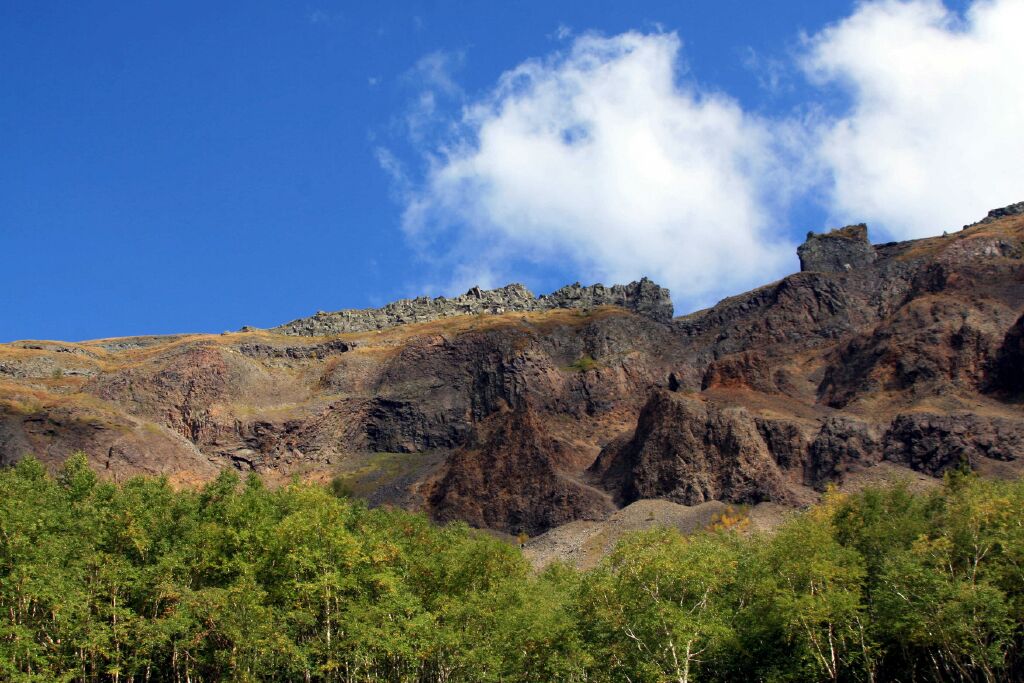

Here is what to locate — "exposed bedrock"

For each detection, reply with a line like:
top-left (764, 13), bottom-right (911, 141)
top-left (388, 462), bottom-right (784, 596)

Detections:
top-left (3, 201), bottom-right (1024, 534)
top-left (428, 407), bottom-right (615, 535)
top-left (805, 417), bottom-right (882, 488)
top-left (798, 223), bottom-right (877, 273)
top-left (884, 413), bottom-right (1022, 475)
top-left (701, 350), bottom-right (796, 394)
top-left (345, 315), bottom-right (679, 452)
top-left (272, 278), bottom-right (673, 336)
top-left (594, 389), bottom-right (1024, 507)
top-left (591, 391), bottom-right (793, 507)
top-left (990, 313), bottom-right (1024, 395)
top-left (818, 296), bottom-right (1018, 407)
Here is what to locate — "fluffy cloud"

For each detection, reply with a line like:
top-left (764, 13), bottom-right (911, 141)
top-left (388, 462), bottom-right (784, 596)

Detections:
top-left (391, 1), bottom-right (1024, 310)
top-left (805, 0), bottom-right (1024, 239)
top-left (399, 32), bottom-right (799, 309)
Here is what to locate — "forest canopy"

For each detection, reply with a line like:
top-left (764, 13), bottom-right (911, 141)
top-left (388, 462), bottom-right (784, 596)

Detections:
top-left (1, 455), bottom-right (1022, 682)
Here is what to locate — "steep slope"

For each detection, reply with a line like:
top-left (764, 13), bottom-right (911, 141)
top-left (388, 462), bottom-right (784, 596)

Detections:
top-left (589, 205), bottom-right (1024, 511)
top-left (1, 202), bottom-right (1023, 534)
top-left (0, 305), bottom-right (681, 506)
top-left (429, 406), bottom-right (615, 534)
top-left (590, 390), bottom-right (796, 506)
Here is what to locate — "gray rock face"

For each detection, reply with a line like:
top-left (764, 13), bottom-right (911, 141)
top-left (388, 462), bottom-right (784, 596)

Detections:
top-left (0, 357), bottom-right (99, 379)
top-left (884, 413), bottom-right (1022, 475)
top-left (754, 418), bottom-right (810, 472)
top-left (542, 278), bottom-right (674, 323)
top-left (271, 278), bottom-right (673, 336)
top-left (235, 339), bottom-right (356, 360)
top-left (798, 224), bottom-right (877, 273)
top-left (806, 417), bottom-right (882, 488)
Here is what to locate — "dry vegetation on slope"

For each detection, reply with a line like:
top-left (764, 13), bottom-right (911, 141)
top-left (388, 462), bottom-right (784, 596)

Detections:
top-left (2, 205), bottom-right (1023, 544)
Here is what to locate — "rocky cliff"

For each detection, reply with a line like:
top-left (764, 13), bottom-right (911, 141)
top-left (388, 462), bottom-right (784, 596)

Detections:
top-left (797, 223), bottom-right (877, 273)
top-left (2, 202), bottom-right (1023, 534)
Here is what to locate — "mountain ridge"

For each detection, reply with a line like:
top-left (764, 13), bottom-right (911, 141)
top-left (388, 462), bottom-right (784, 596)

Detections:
top-left (2, 201), bottom-right (1023, 540)
top-left (268, 277), bottom-right (673, 336)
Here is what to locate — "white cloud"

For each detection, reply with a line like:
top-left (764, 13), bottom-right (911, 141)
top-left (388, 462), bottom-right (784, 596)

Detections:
top-left (388, 1), bottom-right (1024, 311)
top-left (742, 47), bottom-right (791, 95)
top-left (804, 0), bottom-right (1024, 239)
top-left (553, 24), bottom-right (573, 41)
top-left (406, 50), bottom-right (463, 97)
top-left (399, 32), bottom-right (799, 310)
top-left (399, 50), bottom-right (466, 144)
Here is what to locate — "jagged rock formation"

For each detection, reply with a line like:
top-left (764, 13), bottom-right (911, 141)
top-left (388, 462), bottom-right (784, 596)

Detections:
top-left (271, 278), bottom-right (673, 335)
top-left (797, 224), bottom-right (877, 273)
top-left (429, 407), bottom-right (615, 534)
top-left (805, 417), bottom-right (882, 488)
top-left (594, 397), bottom-right (1024, 503)
top-left (701, 351), bottom-right (790, 394)
top-left (816, 296), bottom-right (1014, 408)
top-left (590, 391), bottom-right (793, 506)
top-left (2, 201), bottom-right (1024, 535)
top-left (883, 412), bottom-right (1023, 475)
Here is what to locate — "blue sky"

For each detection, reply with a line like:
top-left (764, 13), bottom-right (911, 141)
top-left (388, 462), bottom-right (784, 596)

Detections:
top-left (3, 0), bottom-right (1020, 342)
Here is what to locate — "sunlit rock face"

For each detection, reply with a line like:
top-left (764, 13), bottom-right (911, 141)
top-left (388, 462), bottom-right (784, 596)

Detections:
top-left (271, 277), bottom-right (673, 336)
top-left (2, 202), bottom-right (1023, 533)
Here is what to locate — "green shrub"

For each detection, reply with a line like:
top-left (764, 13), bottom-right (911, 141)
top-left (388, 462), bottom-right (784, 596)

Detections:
top-left (568, 354), bottom-right (598, 372)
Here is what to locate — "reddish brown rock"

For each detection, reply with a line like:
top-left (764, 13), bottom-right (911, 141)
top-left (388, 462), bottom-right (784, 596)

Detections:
top-left (428, 407), bottom-right (614, 535)
top-left (817, 296), bottom-right (1016, 408)
top-left (593, 391), bottom-right (792, 506)
top-left (2, 203), bottom-right (1023, 532)
top-left (702, 350), bottom-right (782, 393)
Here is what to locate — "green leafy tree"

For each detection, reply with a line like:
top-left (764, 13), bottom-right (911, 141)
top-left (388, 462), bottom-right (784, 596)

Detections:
top-left (575, 528), bottom-right (739, 683)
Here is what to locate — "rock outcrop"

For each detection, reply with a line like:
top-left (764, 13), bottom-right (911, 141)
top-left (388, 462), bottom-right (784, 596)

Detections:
top-left (817, 296), bottom-right (1014, 407)
top-left (271, 278), bottom-right (673, 336)
top-left (592, 391), bottom-right (793, 506)
top-left (429, 408), bottom-right (615, 535)
top-left (798, 224), bottom-right (877, 273)
top-left (990, 313), bottom-right (1024, 394)
top-left (2, 201), bottom-right (1023, 534)
top-left (965, 200), bottom-right (1024, 228)
top-left (701, 351), bottom-right (785, 393)
top-left (884, 413), bottom-right (1022, 475)
top-left (805, 417), bottom-right (881, 488)
top-left (544, 278), bottom-right (674, 323)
